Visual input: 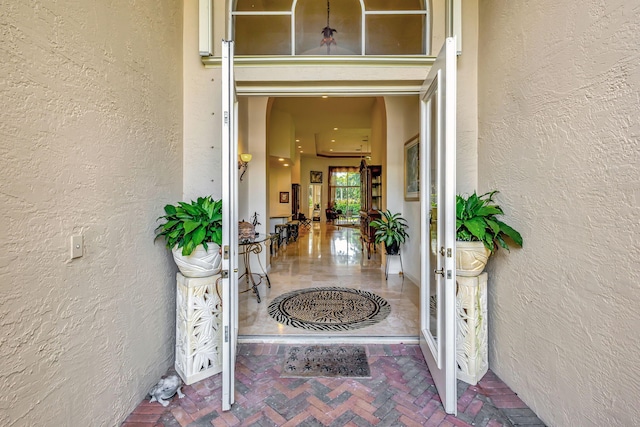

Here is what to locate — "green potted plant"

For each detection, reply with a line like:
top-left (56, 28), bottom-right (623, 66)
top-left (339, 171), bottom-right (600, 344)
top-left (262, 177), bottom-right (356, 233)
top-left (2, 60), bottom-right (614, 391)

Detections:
top-left (456, 190), bottom-right (523, 276)
top-left (370, 210), bottom-right (409, 255)
top-left (155, 196), bottom-right (223, 278)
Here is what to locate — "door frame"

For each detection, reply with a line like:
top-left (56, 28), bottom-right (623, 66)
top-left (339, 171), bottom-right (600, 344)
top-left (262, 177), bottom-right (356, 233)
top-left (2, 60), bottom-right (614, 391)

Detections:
top-left (221, 39), bottom-right (239, 412)
top-left (221, 53), bottom-right (456, 413)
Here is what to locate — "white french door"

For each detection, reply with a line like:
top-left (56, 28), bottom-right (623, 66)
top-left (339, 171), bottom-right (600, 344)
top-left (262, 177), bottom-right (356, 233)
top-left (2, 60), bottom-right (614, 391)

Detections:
top-left (221, 39), bottom-right (239, 412)
top-left (419, 37), bottom-right (458, 415)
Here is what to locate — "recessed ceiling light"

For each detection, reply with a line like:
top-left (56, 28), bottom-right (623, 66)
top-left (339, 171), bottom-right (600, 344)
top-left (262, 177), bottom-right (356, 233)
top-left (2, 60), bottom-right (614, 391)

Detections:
top-left (333, 127), bottom-right (338, 130)
top-left (300, 150), bottom-right (303, 153)
top-left (284, 163), bottom-right (289, 166)
top-left (278, 158), bottom-right (284, 161)
top-left (322, 95), bottom-right (328, 99)
top-left (331, 139), bottom-right (335, 142)
top-left (298, 145), bottom-right (301, 148)
top-left (295, 139), bottom-right (300, 142)
top-left (329, 149), bottom-right (333, 152)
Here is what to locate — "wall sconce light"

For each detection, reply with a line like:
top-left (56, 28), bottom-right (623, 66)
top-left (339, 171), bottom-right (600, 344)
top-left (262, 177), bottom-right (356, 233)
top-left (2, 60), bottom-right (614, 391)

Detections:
top-left (238, 153), bottom-right (252, 181)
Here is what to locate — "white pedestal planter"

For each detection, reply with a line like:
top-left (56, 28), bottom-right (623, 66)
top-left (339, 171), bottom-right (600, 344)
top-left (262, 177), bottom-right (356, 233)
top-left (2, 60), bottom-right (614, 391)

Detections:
top-left (175, 273), bottom-right (223, 385)
top-left (172, 243), bottom-right (222, 278)
top-left (456, 241), bottom-right (491, 277)
top-left (456, 273), bottom-right (488, 385)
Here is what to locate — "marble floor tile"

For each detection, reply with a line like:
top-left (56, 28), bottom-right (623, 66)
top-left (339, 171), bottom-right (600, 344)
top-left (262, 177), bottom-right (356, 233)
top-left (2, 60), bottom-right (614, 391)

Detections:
top-left (239, 223), bottom-right (420, 339)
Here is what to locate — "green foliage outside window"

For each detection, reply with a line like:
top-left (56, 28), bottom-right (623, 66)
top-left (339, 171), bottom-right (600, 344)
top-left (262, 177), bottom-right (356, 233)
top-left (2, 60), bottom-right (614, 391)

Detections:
top-left (331, 171), bottom-right (361, 216)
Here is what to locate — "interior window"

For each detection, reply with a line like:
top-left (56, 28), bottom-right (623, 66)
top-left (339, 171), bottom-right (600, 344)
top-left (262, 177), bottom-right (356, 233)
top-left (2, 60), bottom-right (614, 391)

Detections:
top-left (329, 167), bottom-right (361, 223)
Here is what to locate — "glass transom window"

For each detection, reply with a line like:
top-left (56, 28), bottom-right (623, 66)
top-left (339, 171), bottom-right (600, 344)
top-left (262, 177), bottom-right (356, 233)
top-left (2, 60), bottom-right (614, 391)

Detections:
top-left (232, 0), bottom-right (429, 56)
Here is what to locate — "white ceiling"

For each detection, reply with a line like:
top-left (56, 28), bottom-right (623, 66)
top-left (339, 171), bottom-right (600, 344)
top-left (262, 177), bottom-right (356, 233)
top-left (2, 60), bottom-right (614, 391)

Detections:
top-left (271, 96), bottom-right (377, 158)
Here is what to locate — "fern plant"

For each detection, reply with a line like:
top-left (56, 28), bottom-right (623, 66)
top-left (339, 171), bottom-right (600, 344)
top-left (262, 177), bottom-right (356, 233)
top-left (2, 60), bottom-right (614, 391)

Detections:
top-left (154, 196), bottom-right (223, 256)
top-left (456, 191), bottom-right (523, 252)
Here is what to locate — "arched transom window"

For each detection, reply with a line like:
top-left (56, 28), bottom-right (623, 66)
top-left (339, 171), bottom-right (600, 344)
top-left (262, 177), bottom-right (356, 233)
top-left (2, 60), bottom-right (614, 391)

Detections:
top-left (232, 0), bottom-right (431, 56)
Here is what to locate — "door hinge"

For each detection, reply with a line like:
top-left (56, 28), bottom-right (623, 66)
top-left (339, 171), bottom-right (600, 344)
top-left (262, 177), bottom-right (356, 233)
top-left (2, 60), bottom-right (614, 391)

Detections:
top-left (224, 111), bottom-right (229, 124)
top-left (221, 270), bottom-right (229, 278)
top-left (447, 248), bottom-right (452, 258)
top-left (224, 326), bottom-right (229, 343)
top-left (447, 270), bottom-right (452, 279)
top-left (223, 245), bottom-right (229, 259)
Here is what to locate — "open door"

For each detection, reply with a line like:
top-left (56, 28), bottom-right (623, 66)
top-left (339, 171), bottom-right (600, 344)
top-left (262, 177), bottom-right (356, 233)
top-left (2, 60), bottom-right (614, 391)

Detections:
top-left (221, 39), bottom-right (239, 412)
top-left (419, 37), bottom-right (457, 415)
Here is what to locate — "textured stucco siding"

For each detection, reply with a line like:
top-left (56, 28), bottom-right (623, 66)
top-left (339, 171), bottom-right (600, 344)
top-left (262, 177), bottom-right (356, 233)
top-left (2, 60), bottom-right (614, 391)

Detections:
top-left (478, 1), bottom-right (640, 426)
top-left (0, 1), bottom-right (183, 425)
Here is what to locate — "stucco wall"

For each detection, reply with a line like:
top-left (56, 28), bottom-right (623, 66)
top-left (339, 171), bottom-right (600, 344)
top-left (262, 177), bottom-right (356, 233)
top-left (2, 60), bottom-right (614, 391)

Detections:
top-left (478, 1), bottom-right (640, 426)
top-left (0, 1), bottom-right (183, 426)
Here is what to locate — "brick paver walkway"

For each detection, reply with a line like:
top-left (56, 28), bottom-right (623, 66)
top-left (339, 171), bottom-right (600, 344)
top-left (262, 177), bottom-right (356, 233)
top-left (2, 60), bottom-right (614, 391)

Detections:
top-left (122, 344), bottom-right (545, 426)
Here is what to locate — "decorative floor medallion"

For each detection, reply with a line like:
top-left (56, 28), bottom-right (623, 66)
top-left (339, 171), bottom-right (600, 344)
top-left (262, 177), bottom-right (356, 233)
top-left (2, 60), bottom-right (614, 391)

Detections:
top-left (268, 286), bottom-right (391, 331)
top-left (281, 345), bottom-right (370, 378)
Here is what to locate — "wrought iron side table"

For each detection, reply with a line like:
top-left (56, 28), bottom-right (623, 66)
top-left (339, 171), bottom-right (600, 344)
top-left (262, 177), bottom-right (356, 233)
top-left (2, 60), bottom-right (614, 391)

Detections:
top-left (238, 234), bottom-right (271, 303)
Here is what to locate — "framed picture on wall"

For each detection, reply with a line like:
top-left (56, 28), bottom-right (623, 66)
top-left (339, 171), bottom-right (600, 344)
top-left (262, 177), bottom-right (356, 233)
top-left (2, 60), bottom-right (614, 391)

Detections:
top-left (310, 170), bottom-right (323, 184)
top-left (279, 191), bottom-right (290, 203)
top-left (404, 134), bottom-right (420, 201)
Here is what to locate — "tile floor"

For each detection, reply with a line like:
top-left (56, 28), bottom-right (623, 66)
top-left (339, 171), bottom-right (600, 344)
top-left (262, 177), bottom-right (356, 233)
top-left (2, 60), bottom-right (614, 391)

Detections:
top-left (239, 223), bottom-right (419, 338)
top-left (122, 343), bottom-right (546, 426)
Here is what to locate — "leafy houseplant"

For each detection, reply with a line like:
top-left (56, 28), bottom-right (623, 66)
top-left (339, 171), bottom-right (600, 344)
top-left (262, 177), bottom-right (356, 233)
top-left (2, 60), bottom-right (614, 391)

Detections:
top-left (455, 191), bottom-right (523, 276)
top-left (456, 191), bottom-right (523, 252)
top-left (155, 196), bottom-right (223, 278)
top-left (155, 196), bottom-right (222, 256)
top-left (370, 210), bottom-right (409, 255)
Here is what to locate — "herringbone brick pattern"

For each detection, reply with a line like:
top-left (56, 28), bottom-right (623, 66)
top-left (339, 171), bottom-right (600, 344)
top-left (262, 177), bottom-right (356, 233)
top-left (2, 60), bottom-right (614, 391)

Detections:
top-left (122, 344), bottom-right (545, 427)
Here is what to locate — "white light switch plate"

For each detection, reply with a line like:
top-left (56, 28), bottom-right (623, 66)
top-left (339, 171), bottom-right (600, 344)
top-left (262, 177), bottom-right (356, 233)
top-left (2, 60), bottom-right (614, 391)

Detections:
top-left (71, 235), bottom-right (83, 259)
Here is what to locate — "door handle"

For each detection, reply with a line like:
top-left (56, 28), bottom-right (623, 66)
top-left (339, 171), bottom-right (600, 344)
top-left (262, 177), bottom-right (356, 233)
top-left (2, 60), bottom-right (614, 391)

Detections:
top-left (434, 268), bottom-right (444, 276)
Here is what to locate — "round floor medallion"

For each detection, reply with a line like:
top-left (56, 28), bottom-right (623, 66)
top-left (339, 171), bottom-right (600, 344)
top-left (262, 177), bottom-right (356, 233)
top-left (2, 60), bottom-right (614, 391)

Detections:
top-left (268, 286), bottom-right (391, 331)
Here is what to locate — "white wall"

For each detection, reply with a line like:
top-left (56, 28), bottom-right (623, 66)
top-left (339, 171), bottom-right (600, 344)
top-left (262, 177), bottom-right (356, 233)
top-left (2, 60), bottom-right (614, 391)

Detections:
top-left (238, 98), bottom-right (250, 218)
top-left (268, 109), bottom-right (294, 159)
top-left (0, 2), bottom-right (183, 425)
top-left (370, 98), bottom-right (387, 169)
top-left (384, 96), bottom-right (421, 280)
top-left (184, 1), bottom-right (220, 200)
top-left (269, 165), bottom-right (292, 218)
top-left (456, 0), bottom-right (479, 196)
top-left (246, 97), bottom-right (270, 270)
top-left (478, 1), bottom-right (640, 426)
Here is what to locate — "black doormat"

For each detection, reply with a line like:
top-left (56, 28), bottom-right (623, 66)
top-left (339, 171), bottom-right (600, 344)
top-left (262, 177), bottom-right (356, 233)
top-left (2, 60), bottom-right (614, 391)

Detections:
top-left (281, 345), bottom-right (370, 378)
top-left (267, 286), bottom-right (391, 331)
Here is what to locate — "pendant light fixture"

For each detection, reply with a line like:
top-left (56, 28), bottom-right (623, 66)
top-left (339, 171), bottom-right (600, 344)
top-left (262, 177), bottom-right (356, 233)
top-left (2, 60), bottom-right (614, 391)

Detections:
top-left (320, 0), bottom-right (337, 54)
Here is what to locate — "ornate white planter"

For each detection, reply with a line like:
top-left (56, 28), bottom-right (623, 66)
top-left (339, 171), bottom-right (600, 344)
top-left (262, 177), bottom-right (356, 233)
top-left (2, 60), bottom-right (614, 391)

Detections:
top-left (175, 273), bottom-right (223, 385)
top-left (455, 241), bottom-right (491, 277)
top-left (456, 273), bottom-right (488, 385)
top-left (172, 243), bottom-right (222, 278)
